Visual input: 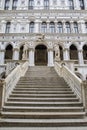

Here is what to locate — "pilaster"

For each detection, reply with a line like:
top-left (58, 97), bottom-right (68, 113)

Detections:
top-left (13, 48), bottom-right (19, 60)
top-left (0, 49), bottom-right (5, 64)
top-left (29, 48), bottom-right (34, 66)
top-left (48, 48), bottom-right (54, 66)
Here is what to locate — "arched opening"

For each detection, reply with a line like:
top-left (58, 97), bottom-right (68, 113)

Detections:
top-left (70, 44), bottom-right (78, 60)
top-left (83, 45), bottom-right (87, 60)
top-left (35, 45), bottom-right (47, 66)
top-left (59, 46), bottom-right (63, 60)
top-left (19, 46), bottom-right (24, 60)
top-left (5, 44), bottom-right (13, 59)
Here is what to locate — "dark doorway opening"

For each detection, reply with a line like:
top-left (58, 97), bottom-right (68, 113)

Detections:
top-left (35, 45), bottom-right (47, 66)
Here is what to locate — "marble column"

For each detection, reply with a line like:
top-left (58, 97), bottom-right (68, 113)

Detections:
top-left (78, 49), bottom-right (84, 64)
top-left (73, 0), bottom-right (80, 10)
top-left (13, 48), bottom-right (19, 60)
top-left (0, 49), bottom-right (5, 64)
top-left (9, 0), bottom-right (13, 10)
top-left (63, 48), bottom-right (70, 61)
top-left (70, 21), bottom-right (74, 33)
top-left (35, 19), bottom-right (39, 33)
top-left (62, 21), bottom-right (66, 33)
top-left (84, 0), bottom-right (87, 10)
top-left (48, 48), bottom-right (54, 66)
top-left (80, 20), bottom-right (86, 33)
top-left (1, 20), bottom-right (6, 33)
top-left (29, 48), bottom-right (34, 66)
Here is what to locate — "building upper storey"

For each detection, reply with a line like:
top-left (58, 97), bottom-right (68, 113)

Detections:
top-left (0, 0), bottom-right (87, 11)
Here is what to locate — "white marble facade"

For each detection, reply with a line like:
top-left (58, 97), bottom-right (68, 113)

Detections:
top-left (0, 0), bottom-right (87, 80)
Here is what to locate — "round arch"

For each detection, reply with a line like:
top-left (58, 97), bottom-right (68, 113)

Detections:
top-left (70, 44), bottom-right (78, 60)
top-left (35, 44), bottom-right (48, 66)
top-left (83, 44), bottom-right (87, 60)
top-left (5, 44), bottom-right (13, 60)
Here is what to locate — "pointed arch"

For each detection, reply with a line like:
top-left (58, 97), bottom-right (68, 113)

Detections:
top-left (70, 44), bottom-right (78, 60)
top-left (5, 44), bottom-right (13, 59)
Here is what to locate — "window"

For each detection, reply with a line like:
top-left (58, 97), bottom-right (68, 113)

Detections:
top-left (50, 22), bottom-right (55, 33)
top-left (69, 0), bottom-right (74, 10)
top-left (74, 22), bottom-right (78, 33)
top-left (44, 0), bottom-right (49, 9)
top-left (66, 22), bottom-right (71, 33)
top-left (57, 22), bottom-right (63, 33)
top-left (85, 22), bottom-right (87, 33)
top-left (79, 0), bottom-right (84, 10)
top-left (41, 22), bottom-right (47, 33)
top-left (5, 22), bottom-right (11, 33)
top-left (12, 0), bottom-right (18, 10)
top-left (29, 0), bottom-right (34, 9)
top-left (4, 0), bottom-right (10, 10)
top-left (29, 22), bottom-right (34, 33)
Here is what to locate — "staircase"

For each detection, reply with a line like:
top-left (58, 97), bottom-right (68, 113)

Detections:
top-left (1, 66), bottom-right (87, 127)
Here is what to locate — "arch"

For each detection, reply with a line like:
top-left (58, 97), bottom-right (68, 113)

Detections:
top-left (57, 22), bottom-right (63, 33)
top-left (65, 22), bottom-right (71, 33)
top-left (83, 44), bottom-right (87, 60)
top-left (50, 22), bottom-right (55, 33)
top-left (19, 45), bottom-right (24, 60)
top-left (29, 21), bottom-right (34, 33)
top-left (35, 44), bottom-right (48, 65)
top-left (75, 72), bottom-right (83, 80)
top-left (41, 22), bottom-right (47, 33)
top-left (59, 45), bottom-right (63, 60)
top-left (70, 44), bottom-right (78, 60)
top-left (5, 44), bottom-right (13, 59)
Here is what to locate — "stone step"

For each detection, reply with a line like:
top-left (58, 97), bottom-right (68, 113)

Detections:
top-left (10, 94), bottom-right (78, 99)
top-left (5, 101), bottom-right (83, 107)
top-left (1, 118), bottom-right (87, 127)
top-left (13, 88), bottom-right (72, 91)
top-left (8, 97), bottom-right (78, 102)
top-left (12, 90), bottom-right (74, 94)
top-left (1, 111), bottom-right (85, 119)
top-left (8, 98), bottom-right (79, 103)
top-left (3, 106), bottom-right (84, 112)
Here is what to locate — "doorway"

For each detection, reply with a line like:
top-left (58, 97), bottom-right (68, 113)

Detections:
top-left (35, 45), bottom-right (47, 66)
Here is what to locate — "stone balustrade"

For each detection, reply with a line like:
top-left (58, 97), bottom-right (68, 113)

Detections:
top-left (0, 61), bottom-right (29, 116)
top-left (55, 62), bottom-right (87, 113)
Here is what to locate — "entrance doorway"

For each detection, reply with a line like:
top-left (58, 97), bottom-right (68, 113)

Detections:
top-left (35, 45), bottom-right (47, 66)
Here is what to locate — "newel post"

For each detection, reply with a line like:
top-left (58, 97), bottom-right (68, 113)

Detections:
top-left (82, 80), bottom-right (87, 115)
top-left (0, 79), bottom-right (4, 117)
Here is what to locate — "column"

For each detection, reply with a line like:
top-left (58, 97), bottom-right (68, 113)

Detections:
top-left (9, 0), bottom-right (13, 10)
top-left (84, 0), bottom-right (87, 10)
top-left (63, 48), bottom-right (70, 61)
top-left (48, 49), bottom-right (54, 66)
top-left (65, 0), bottom-right (69, 9)
top-left (73, 0), bottom-right (80, 10)
top-left (1, 20), bottom-right (6, 33)
top-left (55, 20), bottom-right (57, 33)
top-left (78, 49), bottom-right (84, 64)
top-left (13, 48), bottom-right (19, 60)
top-left (80, 20), bottom-right (86, 33)
top-left (29, 48), bottom-right (34, 66)
top-left (1, 0), bottom-right (5, 10)
top-left (70, 21), bottom-right (74, 33)
top-left (0, 49), bottom-right (5, 64)
top-left (62, 21), bottom-right (66, 33)
top-left (78, 21), bottom-right (81, 33)
top-left (47, 20), bottom-right (50, 33)
top-left (10, 20), bottom-right (14, 33)
top-left (35, 19), bottom-right (39, 33)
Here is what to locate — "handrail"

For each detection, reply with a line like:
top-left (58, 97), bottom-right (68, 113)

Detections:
top-left (2, 61), bottom-right (29, 106)
top-left (55, 62), bottom-right (83, 101)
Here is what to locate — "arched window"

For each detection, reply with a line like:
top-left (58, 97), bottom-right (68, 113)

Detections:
top-left (44, 0), bottom-right (49, 9)
top-left (50, 22), bottom-right (55, 33)
top-left (74, 22), bottom-right (78, 33)
top-left (66, 22), bottom-right (71, 33)
top-left (79, 0), bottom-right (84, 10)
top-left (12, 0), bottom-right (18, 10)
top-left (57, 22), bottom-right (63, 33)
top-left (29, 22), bottom-right (34, 33)
top-left (83, 45), bottom-right (87, 60)
top-left (29, 0), bottom-right (34, 9)
top-left (5, 22), bottom-right (11, 33)
top-left (69, 0), bottom-right (74, 10)
top-left (70, 45), bottom-right (78, 60)
top-left (5, 44), bottom-right (13, 59)
top-left (41, 22), bottom-right (47, 33)
top-left (85, 22), bottom-right (87, 33)
top-left (4, 0), bottom-right (10, 10)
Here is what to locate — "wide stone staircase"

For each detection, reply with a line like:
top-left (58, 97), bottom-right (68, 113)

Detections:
top-left (1, 66), bottom-right (87, 127)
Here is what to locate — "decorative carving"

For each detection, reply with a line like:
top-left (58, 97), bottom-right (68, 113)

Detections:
top-left (54, 44), bottom-right (60, 61)
top-left (36, 34), bottom-right (45, 42)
